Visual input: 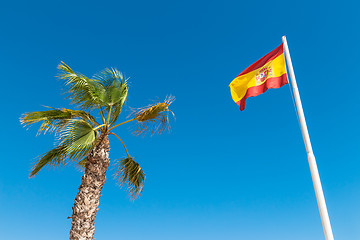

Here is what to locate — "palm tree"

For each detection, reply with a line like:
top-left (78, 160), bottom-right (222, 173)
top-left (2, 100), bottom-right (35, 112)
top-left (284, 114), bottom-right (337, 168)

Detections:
top-left (20, 62), bottom-right (174, 240)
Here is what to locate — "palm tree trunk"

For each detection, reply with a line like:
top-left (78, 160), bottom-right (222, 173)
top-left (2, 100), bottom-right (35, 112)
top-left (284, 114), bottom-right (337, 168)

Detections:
top-left (69, 133), bottom-right (110, 240)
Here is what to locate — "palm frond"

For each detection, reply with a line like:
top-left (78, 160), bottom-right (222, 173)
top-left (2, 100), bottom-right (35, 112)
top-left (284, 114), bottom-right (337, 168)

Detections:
top-left (93, 68), bottom-right (124, 88)
top-left (58, 119), bottom-right (98, 163)
top-left (114, 157), bottom-right (145, 200)
top-left (64, 109), bottom-right (98, 126)
top-left (93, 68), bottom-right (128, 106)
top-left (93, 68), bottom-right (129, 124)
top-left (30, 145), bottom-right (67, 177)
top-left (58, 62), bottom-right (106, 109)
top-left (29, 120), bottom-right (99, 177)
top-left (20, 107), bottom-right (98, 135)
top-left (91, 68), bottom-right (129, 126)
top-left (132, 96), bottom-right (175, 136)
top-left (106, 81), bottom-right (128, 107)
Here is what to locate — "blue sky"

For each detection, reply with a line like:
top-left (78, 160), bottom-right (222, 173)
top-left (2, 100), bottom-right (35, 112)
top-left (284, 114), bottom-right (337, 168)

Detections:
top-left (1, 0), bottom-right (359, 239)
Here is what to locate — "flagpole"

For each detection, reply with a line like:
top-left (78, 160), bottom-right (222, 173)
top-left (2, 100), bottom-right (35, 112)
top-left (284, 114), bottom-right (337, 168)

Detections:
top-left (282, 36), bottom-right (334, 240)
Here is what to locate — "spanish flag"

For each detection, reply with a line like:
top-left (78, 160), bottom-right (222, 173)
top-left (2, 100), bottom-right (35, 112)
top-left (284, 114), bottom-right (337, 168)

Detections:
top-left (229, 44), bottom-right (288, 111)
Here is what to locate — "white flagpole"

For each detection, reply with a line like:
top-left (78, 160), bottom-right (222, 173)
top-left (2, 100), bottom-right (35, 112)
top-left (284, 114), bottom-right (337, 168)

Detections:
top-left (282, 36), bottom-right (334, 240)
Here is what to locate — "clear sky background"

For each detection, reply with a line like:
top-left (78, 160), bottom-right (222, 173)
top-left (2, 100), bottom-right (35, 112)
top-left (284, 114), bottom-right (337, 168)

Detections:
top-left (1, 0), bottom-right (359, 239)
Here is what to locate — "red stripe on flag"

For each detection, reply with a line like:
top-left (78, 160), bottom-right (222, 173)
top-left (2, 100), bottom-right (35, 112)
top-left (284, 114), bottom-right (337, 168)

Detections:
top-left (236, 74), bottom-right (288, 111)
top-left (237, 44), bottom-right (284, 76)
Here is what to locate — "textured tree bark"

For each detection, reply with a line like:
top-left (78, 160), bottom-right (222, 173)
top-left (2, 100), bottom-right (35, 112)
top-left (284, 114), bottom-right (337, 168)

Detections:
top-left (69, 133), bottom-right (110, 240)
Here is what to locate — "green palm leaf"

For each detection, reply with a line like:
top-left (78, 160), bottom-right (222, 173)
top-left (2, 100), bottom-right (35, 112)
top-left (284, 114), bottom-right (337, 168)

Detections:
top-left (58, 62), bottom-right (106, 110)
top-left (93, 68), bottom-right (129, 125)
top-left (58, 119), bottom-right (98, 162)
top-left (30, 145), bottom-right (67, 177)
top-left (30, 119), bottom-right (99, 177)
top-left (20, 107), bottom-right (98, 134)
top-left (114, 157), bottom-right (145, 200)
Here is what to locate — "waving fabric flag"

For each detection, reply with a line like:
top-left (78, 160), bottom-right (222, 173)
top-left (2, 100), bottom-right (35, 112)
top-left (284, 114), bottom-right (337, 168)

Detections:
top-left (229, 44), bottom-right (288, 111)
